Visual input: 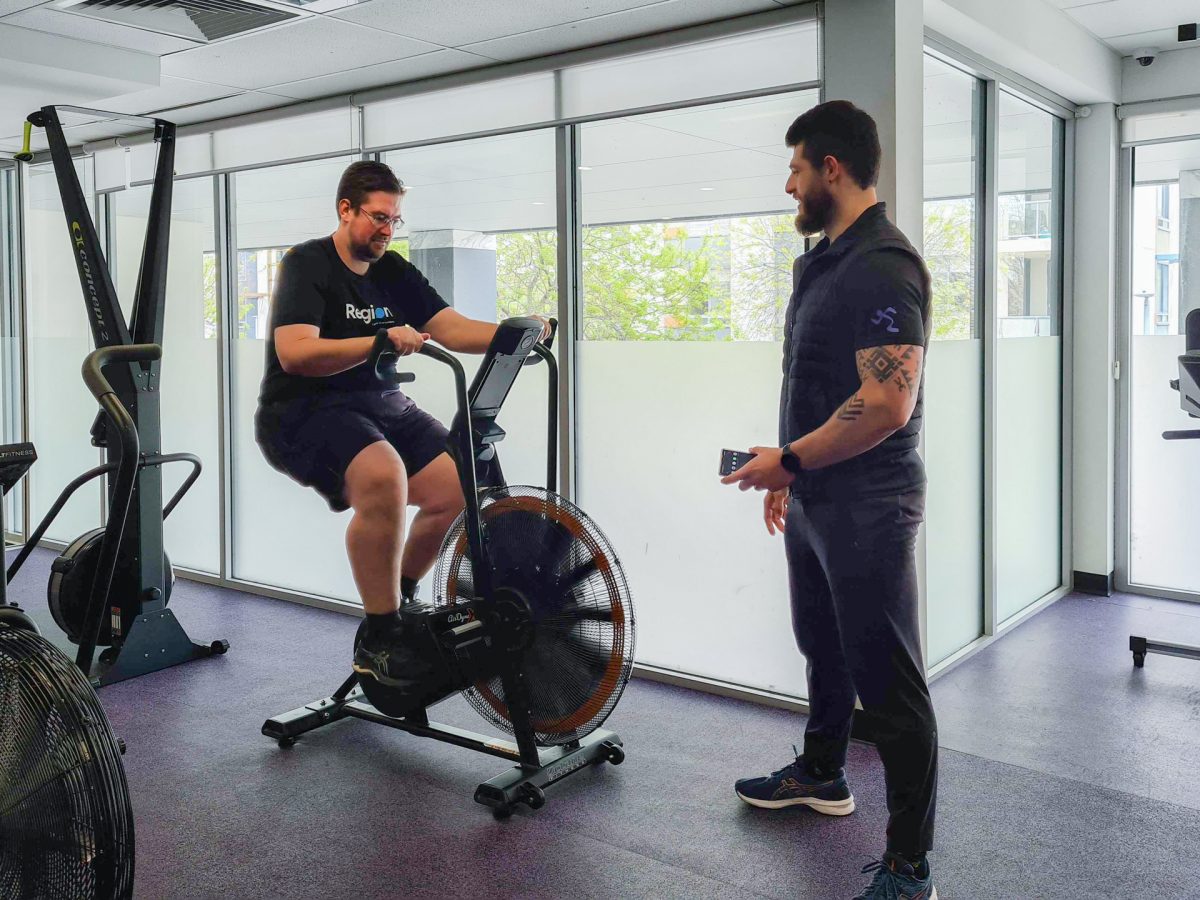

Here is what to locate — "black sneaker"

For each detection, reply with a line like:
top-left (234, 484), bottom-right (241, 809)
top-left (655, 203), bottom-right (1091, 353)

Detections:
top-left (352, 626), bottom-right (437, 690)
top-left (853, 852), bottom-right (937, 900)
top-left (734, 746), bottom-right (856, 815)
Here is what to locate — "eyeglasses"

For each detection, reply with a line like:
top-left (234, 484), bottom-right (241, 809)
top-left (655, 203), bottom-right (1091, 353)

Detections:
top-left (356, 207), bottom-right (405, 231)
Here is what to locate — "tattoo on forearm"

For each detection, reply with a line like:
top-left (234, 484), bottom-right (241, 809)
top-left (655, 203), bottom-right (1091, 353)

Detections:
top-left (858, 345), bottom-right (918, 395)
top-left (837, 394), bottom-right (866, 421)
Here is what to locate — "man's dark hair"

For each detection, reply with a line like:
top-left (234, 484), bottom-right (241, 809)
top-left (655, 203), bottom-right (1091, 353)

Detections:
top-left (336, 160), bottom-right (405, 211)
top-left (785, 100), bottom-right (881, 189)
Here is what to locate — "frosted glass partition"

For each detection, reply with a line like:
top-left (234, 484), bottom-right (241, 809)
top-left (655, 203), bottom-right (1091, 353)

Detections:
top-left (110, 178), bottom-right (220, 574)
top-left (923, 341), bottom-right (984, 663)
top-left (23, 161), bottom-right (103, 544)
top-left (231, 156), bottom-right (357, 596)
top-left (995, 338), bottom-right (1063, 622)
top-left (921, 54), bottom-right (984, 663)
top-left (365, 74), bottom-right (556, 150)
top-left (560, 20), bottom-right (819, 120)
top-left (1129, 335), bottom-right (1200, 592)
top-left (995, 93), bottom-right (1063, 622)
top-left (1, 169), bottom-right (19, 538)
top-left (577, 342), bottom-right (805, 696)
top-left (578, 96), bottom-right (808, 694)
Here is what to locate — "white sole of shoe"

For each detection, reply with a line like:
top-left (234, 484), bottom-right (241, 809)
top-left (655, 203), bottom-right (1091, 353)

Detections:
top-left (735, 791), bottom-right (856, 815)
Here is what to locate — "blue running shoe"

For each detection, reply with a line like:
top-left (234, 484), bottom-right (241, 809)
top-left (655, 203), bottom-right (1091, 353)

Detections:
top-left (853, 852), bottom-right (937, 900)
top-left (734, 747), bottom-right (856, 815)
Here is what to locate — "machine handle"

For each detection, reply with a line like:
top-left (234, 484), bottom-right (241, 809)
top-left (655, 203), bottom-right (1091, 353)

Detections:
top-left (367, 330), bottom-right (418, 386)
top-left (81, 344), bottom-right (162, 400)
top-left (14, 121), bottom-right (34, 162)
top-left (522, 317), bottom-right (558, 366)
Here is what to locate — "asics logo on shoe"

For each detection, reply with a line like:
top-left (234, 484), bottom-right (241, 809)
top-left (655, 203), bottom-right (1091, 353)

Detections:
top-left (775, 776), bottom-right (828, 798)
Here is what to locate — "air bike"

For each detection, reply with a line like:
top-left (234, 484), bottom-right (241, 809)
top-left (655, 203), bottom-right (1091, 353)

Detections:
top-left (263, 317), bottom-right (636, 817)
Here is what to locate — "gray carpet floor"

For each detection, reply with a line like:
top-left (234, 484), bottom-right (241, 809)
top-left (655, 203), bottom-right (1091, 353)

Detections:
top-left (6, 547), bottom-right (1200, 899)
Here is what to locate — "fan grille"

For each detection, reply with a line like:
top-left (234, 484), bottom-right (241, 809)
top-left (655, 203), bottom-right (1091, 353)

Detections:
top-left (433, 486), bottom-right (635, 747)
top-left (0, 627), bottom-right (134, 899)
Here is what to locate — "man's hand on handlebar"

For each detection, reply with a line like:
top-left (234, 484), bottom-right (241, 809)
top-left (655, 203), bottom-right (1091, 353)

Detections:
top-left (531, 315), bottom-right (553, 343)
top-left (386, 324), bottom-right (430, 357)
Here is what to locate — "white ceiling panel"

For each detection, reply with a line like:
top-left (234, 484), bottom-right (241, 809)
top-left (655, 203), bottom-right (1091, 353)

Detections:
top-left (333, 0), bottom-right (676, 47)
top-left (0, 0), bottom-right (47, 14)
top-left (267, 48), bottom-right (490, 101)
top-left (4, 6), bottom-right (201, 54)
top-left (1104, 27), bottom-right (1187, 55)
top-left (100, 75), bottom-right (240, 116)
top-left (162, 17), bottom-right (439, 90)
top-left (1055, 0), bottom-right (1199, 54)
top-left (156, 89), bottom-right (296, 126)
top-left (460, 0), bottom-right (781, 62)
top-left (1066, 0), bottom-right (1196, 37)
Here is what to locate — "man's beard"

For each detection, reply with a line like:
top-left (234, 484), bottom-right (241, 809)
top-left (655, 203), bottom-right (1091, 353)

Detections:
top-left (350, 237), bottom-right (387, 262)
top-left (794, 183), bottom-right (834, 237)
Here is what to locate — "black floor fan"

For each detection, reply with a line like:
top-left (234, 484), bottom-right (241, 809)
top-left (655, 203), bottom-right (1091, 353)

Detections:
top-left (0, 626), bottom-right (134, 899)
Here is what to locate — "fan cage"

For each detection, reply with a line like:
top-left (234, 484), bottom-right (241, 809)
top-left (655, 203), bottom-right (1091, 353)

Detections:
top-left (433, 486), bottom-right (635, 747)
top-left (0, 627), bottom-right (134, 900)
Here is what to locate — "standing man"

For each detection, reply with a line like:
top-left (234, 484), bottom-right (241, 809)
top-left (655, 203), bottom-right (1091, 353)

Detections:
top-left (721, 101), bottom-right (938, 900)
top-left (255, 160), bottom-right (549, 690)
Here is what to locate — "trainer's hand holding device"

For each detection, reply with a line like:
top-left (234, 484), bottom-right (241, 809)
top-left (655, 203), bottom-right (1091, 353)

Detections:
top-left (719, 449), bottom-right (757, 477)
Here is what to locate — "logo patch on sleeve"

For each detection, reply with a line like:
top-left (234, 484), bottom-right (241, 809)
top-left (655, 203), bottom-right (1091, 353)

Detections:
top-left (871, 307), bottom-right (900, 334)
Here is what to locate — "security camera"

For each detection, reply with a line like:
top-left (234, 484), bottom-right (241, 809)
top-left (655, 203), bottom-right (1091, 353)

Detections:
top-left (1133, 47), bottom-right (1158, 67)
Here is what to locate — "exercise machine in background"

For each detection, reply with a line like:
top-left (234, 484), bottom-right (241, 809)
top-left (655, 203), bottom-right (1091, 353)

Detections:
top-left (8, 108), bottom-right (226, 684)
top-left (1131, 308), bottom-right (1200, 668)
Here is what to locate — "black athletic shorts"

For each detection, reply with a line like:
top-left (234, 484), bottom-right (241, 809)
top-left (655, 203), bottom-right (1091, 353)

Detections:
top-left (254, 391), bottom-right (450, 512)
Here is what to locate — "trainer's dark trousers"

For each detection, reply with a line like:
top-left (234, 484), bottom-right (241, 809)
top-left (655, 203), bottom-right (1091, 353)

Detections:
top-left (784, 489), bottom-right (938, 855)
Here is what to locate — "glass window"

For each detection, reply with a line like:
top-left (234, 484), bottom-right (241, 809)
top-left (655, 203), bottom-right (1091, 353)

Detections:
top-left (995, 92), bottom-right (1065, 622)
top-left (1, 168), bottom-right (21, 540)
top-left (109, 178), bottom-right (221, 574)
top-left (996, 91), bottom-right (1061, 339)
top-left (921, 55), bottom-right (984, 663)
top-left (1127, 139), bottom-right (1200, 594)
top-left (576, 91), bottom-right (815, 698)
top-left (383, 129), bottom-right (559, 500)
top-left (230, 156), bottom-right (360, 600)
top-left (23, 159), bottom-right (103, 544)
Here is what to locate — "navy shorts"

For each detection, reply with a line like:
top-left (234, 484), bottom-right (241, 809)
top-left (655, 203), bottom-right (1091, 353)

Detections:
top-left (255, 392), bottom-right (450, 512)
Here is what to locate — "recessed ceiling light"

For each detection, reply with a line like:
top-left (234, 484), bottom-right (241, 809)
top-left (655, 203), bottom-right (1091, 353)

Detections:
top-left (578, 166), bottom-right (593, 171)
top-left (532, 201), bottom-right (545, 206)
top-left (699, 186), bottom-right (716, 191)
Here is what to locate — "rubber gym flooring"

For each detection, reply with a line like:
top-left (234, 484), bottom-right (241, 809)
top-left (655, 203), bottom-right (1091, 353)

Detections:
top-left (8, 547), bottom-right (1200, 899)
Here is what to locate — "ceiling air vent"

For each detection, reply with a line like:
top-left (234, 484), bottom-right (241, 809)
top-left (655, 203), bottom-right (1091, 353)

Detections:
top-left (56, 0), bottom-right (303, 43)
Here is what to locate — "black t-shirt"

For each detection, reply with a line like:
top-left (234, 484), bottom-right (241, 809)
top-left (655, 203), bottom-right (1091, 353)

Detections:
top-left (779, 203), bottom-right (932, 499)
top-left (258, 237), bottom-right (448, 404)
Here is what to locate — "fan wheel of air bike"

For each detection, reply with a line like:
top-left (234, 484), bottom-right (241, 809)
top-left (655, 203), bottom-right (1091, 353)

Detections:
top-left (433, 486), bottom-right (636, 747)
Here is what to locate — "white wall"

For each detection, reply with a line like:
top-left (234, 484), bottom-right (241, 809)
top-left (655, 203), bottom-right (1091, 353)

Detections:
top-left (1071, 104), bottom-right (1119, 580)
top-left (1122, 46), bottom-right (1200, 105)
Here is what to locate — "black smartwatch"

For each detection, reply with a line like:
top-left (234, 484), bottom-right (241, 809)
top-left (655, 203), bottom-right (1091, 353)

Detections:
top-left (779, 443), bottom-right (803, 475)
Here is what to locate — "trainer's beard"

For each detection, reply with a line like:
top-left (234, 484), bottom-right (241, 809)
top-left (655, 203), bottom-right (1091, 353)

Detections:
top-left (794, 184), bottom-right (834, 237)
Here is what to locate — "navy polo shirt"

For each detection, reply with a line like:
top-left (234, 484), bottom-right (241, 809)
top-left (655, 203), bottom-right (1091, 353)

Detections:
top-left (779, 202), bottom-right (932, 499)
